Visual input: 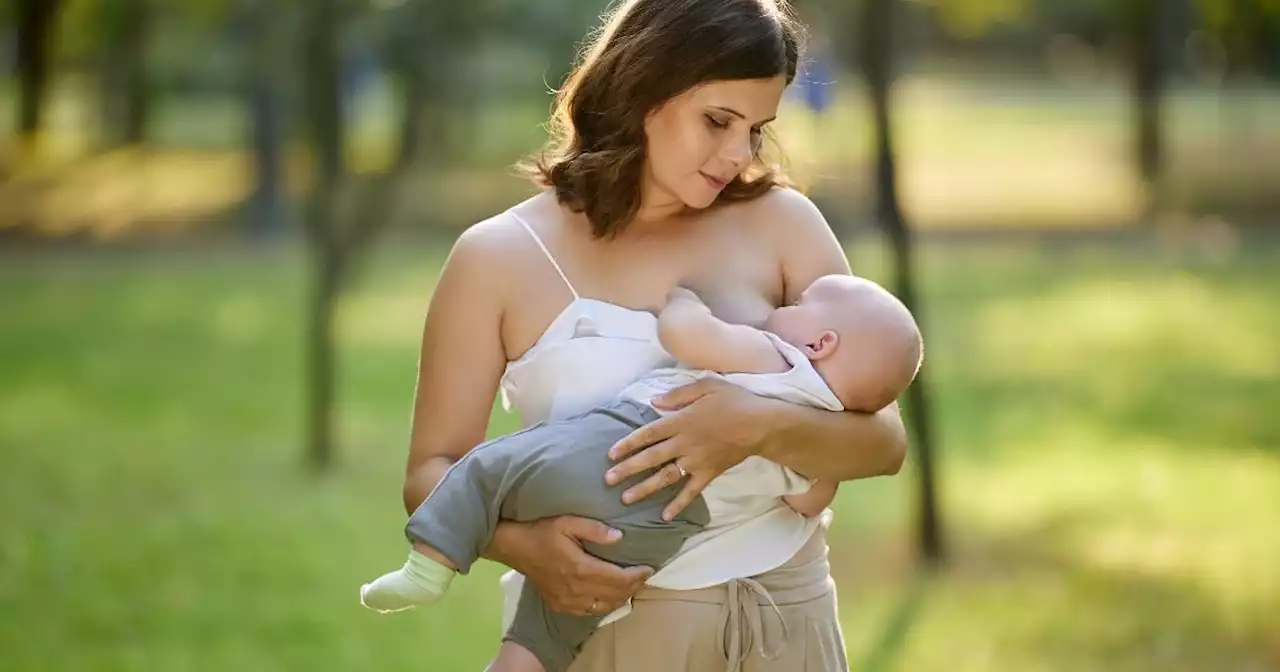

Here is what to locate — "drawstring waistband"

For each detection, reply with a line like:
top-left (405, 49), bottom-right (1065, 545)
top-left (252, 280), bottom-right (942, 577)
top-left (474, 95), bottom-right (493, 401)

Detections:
top-left (719, 577), bottom-right (788, 671)
top-left (632, 529), bottom-right (833, 671)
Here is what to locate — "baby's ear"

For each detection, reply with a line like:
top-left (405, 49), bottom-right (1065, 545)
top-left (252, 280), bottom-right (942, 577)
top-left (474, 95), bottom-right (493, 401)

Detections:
top-left (806, 330), bottom-right (839, 360)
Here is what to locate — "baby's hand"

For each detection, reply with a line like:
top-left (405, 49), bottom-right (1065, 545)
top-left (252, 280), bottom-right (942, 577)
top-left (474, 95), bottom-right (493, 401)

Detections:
top-left (783, 479), bottom-right (839, 518)
top-left (665, 286), bottom-right (703, 305)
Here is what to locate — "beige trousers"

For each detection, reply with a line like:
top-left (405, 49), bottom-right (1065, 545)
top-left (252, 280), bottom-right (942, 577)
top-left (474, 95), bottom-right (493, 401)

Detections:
top-left (567, 526), bottom-right (849, 672)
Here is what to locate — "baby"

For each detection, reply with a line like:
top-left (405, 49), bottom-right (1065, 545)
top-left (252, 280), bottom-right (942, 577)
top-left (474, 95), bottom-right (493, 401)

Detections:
top-left (359, 274), bottom-right (922, 672)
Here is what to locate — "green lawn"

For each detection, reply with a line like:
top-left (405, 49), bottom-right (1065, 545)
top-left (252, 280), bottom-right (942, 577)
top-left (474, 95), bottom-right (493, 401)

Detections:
top-left (1, 235), bottom-right (1278, 671)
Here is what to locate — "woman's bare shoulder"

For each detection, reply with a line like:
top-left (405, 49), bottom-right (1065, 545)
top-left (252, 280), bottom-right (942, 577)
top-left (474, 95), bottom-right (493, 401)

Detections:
top-left (730, 187), bottom-right (843, 256)
top-left (447, 193), bottom-right (554, 270)
top-left (737, 187), bottom-right (834, 235)
top-left (731, 187), bottom-right (852, 296)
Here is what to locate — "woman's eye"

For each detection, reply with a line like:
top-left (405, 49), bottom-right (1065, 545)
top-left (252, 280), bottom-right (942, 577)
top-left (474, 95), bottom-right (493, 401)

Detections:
top-left (706, 115), bottom-right (730, 129)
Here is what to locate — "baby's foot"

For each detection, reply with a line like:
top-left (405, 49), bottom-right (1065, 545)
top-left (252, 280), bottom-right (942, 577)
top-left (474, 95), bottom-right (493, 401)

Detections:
top-left (360, 549), bottom-right (455, 613)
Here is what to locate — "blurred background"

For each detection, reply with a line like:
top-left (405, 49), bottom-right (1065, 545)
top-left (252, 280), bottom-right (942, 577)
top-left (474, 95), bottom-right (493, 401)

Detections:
top-left (1, 0), bottom-right (1277, 670)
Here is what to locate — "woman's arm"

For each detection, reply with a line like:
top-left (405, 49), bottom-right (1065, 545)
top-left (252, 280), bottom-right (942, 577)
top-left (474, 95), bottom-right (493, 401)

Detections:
top-left (758, 397), bottom-right (907, 480)
top-left (605, 189), bottom-right (908, 519)
top-left (402, 224), bottom-right (510, 514)
top-left (404, 219), bottom-right (650, 616)
top-left (756, 186), bottom-right (908, 479)
top-left (605, 379), bottom-right (904, 519)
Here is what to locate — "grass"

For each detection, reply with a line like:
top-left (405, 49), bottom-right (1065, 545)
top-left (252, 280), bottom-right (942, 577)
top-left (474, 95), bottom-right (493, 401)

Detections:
top-left (1, 234), bottom-right (1278, 671)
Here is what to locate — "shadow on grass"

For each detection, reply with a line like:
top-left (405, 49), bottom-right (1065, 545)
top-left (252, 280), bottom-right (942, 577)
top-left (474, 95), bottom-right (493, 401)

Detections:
top-left (836, 512), bottom-right (1280, 672)
top-left (857, 574), bottom-right (935, 672)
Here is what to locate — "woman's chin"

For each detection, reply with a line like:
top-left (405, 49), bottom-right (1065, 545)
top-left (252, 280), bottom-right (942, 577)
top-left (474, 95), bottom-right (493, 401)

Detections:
top-left (679, 189), bottom-right (720, 211)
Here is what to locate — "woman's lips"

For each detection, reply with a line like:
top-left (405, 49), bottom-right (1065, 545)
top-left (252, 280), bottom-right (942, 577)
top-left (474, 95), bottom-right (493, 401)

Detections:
top-left (700, 172), bottom-right (728, 190)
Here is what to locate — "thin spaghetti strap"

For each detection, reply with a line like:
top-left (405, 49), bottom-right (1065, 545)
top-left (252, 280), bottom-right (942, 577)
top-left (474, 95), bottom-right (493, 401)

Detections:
top-left (509, 210), bottom-right (579, 299)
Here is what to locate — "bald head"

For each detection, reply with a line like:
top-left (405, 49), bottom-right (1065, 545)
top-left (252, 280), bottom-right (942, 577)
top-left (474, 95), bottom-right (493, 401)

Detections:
top-left (778, 275), bottom-right (922, 412)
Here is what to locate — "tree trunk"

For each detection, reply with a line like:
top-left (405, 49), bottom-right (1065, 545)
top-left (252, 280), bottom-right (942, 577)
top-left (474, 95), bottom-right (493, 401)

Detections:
top-left (298, 0), bottom-right (429, 469)
top-left (305, 0), bottom-right (345, 182)
top-left (98, 0), bottom-right (151, 148)
top-left (859, 0), bottom-right (943, 567)
top-left (121, 0), bottom-right (151, 145)
top-left (387, 1), bottom-right (452, 170)
top-left (394, 39), bottom-right (427, 169)
top-left (243, 0), bottom-right (288, 237)
top-left (1131, 0), bottom-right (1163, 198)
top-left (307, 240), bottom-right (342, 472)
top-left (302, 0), bottom-right (345, 470)
top-left (15, 0), bottom-right (60, 151)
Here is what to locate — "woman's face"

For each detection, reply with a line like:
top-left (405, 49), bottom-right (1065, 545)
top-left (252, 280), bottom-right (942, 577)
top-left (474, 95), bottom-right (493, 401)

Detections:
top-left (642, 75), bottom-right (787, 213)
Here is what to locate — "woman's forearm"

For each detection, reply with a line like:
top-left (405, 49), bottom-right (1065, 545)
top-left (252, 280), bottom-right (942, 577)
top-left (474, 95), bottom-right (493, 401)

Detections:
top-left (759, 399), bottom-right (908, 481)
top-left (483, 520), bottom-right (528, 567)
top-left (402, 456), bottom-right (455, 515)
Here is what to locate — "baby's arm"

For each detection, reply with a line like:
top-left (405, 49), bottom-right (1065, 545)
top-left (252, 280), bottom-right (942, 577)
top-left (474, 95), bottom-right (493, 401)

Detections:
top-left (657, 287), bottom-right (788, 374)
top-left (782, 479), bottom-right (838, 518)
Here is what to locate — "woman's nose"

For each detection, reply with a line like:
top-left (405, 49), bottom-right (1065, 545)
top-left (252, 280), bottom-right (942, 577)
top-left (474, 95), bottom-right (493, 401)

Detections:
top-left (721, 134), bottom-right (753, 169)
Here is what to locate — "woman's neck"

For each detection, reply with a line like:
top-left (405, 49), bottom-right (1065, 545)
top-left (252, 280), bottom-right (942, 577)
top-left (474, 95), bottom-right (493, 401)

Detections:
top-left (630, 184), bottom-right (698, 235)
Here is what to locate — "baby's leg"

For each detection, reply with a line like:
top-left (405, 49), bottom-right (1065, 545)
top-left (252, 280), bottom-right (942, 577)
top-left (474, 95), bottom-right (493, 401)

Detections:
top-left (503, 581), bottom-right (602, 672)
top-left (497, 502), bottom-right (707, 671)
top-left (501, 404), bottom-right (711, 568)
top-left (361, 422), bottom-right (568, 613)
top-left (496, 403), bottom-right (711, 671)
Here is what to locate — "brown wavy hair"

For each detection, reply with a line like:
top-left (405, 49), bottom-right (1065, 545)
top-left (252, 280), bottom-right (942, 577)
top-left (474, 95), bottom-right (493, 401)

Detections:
top-left (519, 0), bottom-right (805, 238)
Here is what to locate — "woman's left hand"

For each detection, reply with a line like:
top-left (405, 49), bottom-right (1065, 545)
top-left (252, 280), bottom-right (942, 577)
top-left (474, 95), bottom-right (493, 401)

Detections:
top-left (605, 378), bottom-right (777, 521)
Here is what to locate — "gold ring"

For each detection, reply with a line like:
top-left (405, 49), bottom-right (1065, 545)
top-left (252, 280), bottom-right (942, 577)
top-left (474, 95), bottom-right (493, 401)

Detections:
top-left (673, 462), bottom-right (689, 479)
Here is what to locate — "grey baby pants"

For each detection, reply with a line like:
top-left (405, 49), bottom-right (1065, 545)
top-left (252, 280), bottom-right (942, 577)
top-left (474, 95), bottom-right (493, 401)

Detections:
top-left (404, 399), bottom-right (711, 672)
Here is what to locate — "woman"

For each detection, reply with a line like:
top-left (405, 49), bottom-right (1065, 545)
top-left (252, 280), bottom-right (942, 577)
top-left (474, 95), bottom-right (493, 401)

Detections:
top-left (402, 1), bottom-right (907, 669)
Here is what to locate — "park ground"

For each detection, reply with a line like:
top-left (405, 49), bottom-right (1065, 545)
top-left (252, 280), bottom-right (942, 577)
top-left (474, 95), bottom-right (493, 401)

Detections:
top-left (2, 230), bottom-right (1278, 671)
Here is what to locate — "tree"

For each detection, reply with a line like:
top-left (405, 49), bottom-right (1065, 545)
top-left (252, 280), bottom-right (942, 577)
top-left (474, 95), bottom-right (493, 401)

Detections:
top-left (14, 0), bottom-right (61, 161)
top-left (299, 0), bottom-right (433, 469)
top-left (857, 0), bottom-right (945, 567)
top-left (300, 0), bottom-right (345, 469)
top-left (1123, 0), bottom-right (1171, 210)
top-left (98, 0), bottom-right (153, 147)
top-left (238, 0), bottom-right (290, 238)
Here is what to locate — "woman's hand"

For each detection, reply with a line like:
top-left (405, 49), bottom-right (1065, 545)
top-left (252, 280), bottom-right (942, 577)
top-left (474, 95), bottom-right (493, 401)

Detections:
top-left (605, 378), bottom-right (778, 521)
top-left (487, 517), bottom-right (654, 616)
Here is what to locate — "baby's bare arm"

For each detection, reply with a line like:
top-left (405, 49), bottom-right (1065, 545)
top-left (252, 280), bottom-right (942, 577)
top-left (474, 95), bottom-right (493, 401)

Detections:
top-left (782, 479), bottom-right (838, 518)
top-left (657, 288), bottom-right (788, 374)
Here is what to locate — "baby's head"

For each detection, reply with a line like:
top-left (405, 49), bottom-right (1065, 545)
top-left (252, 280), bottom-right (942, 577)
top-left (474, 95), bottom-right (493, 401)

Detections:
top-left (763, 275), bottom-right (922, 413)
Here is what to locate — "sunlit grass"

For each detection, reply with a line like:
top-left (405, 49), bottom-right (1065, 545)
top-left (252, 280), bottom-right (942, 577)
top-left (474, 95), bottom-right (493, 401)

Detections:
top-left (2, 237), bottom-right (1278, 670)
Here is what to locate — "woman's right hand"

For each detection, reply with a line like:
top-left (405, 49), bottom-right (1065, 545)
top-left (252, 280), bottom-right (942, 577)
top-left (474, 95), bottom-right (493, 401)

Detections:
top-left (489, 516), bottom-right (654, 616)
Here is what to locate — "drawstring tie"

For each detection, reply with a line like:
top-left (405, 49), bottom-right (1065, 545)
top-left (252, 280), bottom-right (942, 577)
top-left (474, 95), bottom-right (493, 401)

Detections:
top-left (718, 577), bottom-right (790, 671)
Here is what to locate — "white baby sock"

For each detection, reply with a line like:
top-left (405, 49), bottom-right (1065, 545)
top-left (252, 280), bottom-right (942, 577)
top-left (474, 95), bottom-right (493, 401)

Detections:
top-left (360, 549), bottom-right (455, 613)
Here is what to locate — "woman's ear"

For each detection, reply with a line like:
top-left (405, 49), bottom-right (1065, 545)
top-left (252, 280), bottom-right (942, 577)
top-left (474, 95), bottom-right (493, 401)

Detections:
top-left (805, 330), bottom-right (839, 360)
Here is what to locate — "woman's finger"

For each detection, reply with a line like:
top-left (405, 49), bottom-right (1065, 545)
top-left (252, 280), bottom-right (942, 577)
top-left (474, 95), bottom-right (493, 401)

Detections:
top-left (571, 557), bottom-right (651, 615)
top-left (556, 515), bottom-right (623, 545)
top-left (577, 554), bottom-right (648, 596)
top-left (608, 414), bottom-right (679, 462)
top-left (620, 454), bottom-right (688, 505)
top-left (650, 377), bottom-right (720, 411)
top-left (605, 435), bottom-right (679, 486)
top-left (661, 475), bottom-right (711, 522)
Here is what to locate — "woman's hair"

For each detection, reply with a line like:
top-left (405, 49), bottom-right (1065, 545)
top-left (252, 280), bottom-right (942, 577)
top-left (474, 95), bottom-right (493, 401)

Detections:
top-left (519, 0), bottom-right (805, 238)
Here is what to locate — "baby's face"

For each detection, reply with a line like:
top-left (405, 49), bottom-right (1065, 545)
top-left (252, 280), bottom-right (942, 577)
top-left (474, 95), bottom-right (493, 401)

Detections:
top-left (761, 275), bottom-right (849, 353)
